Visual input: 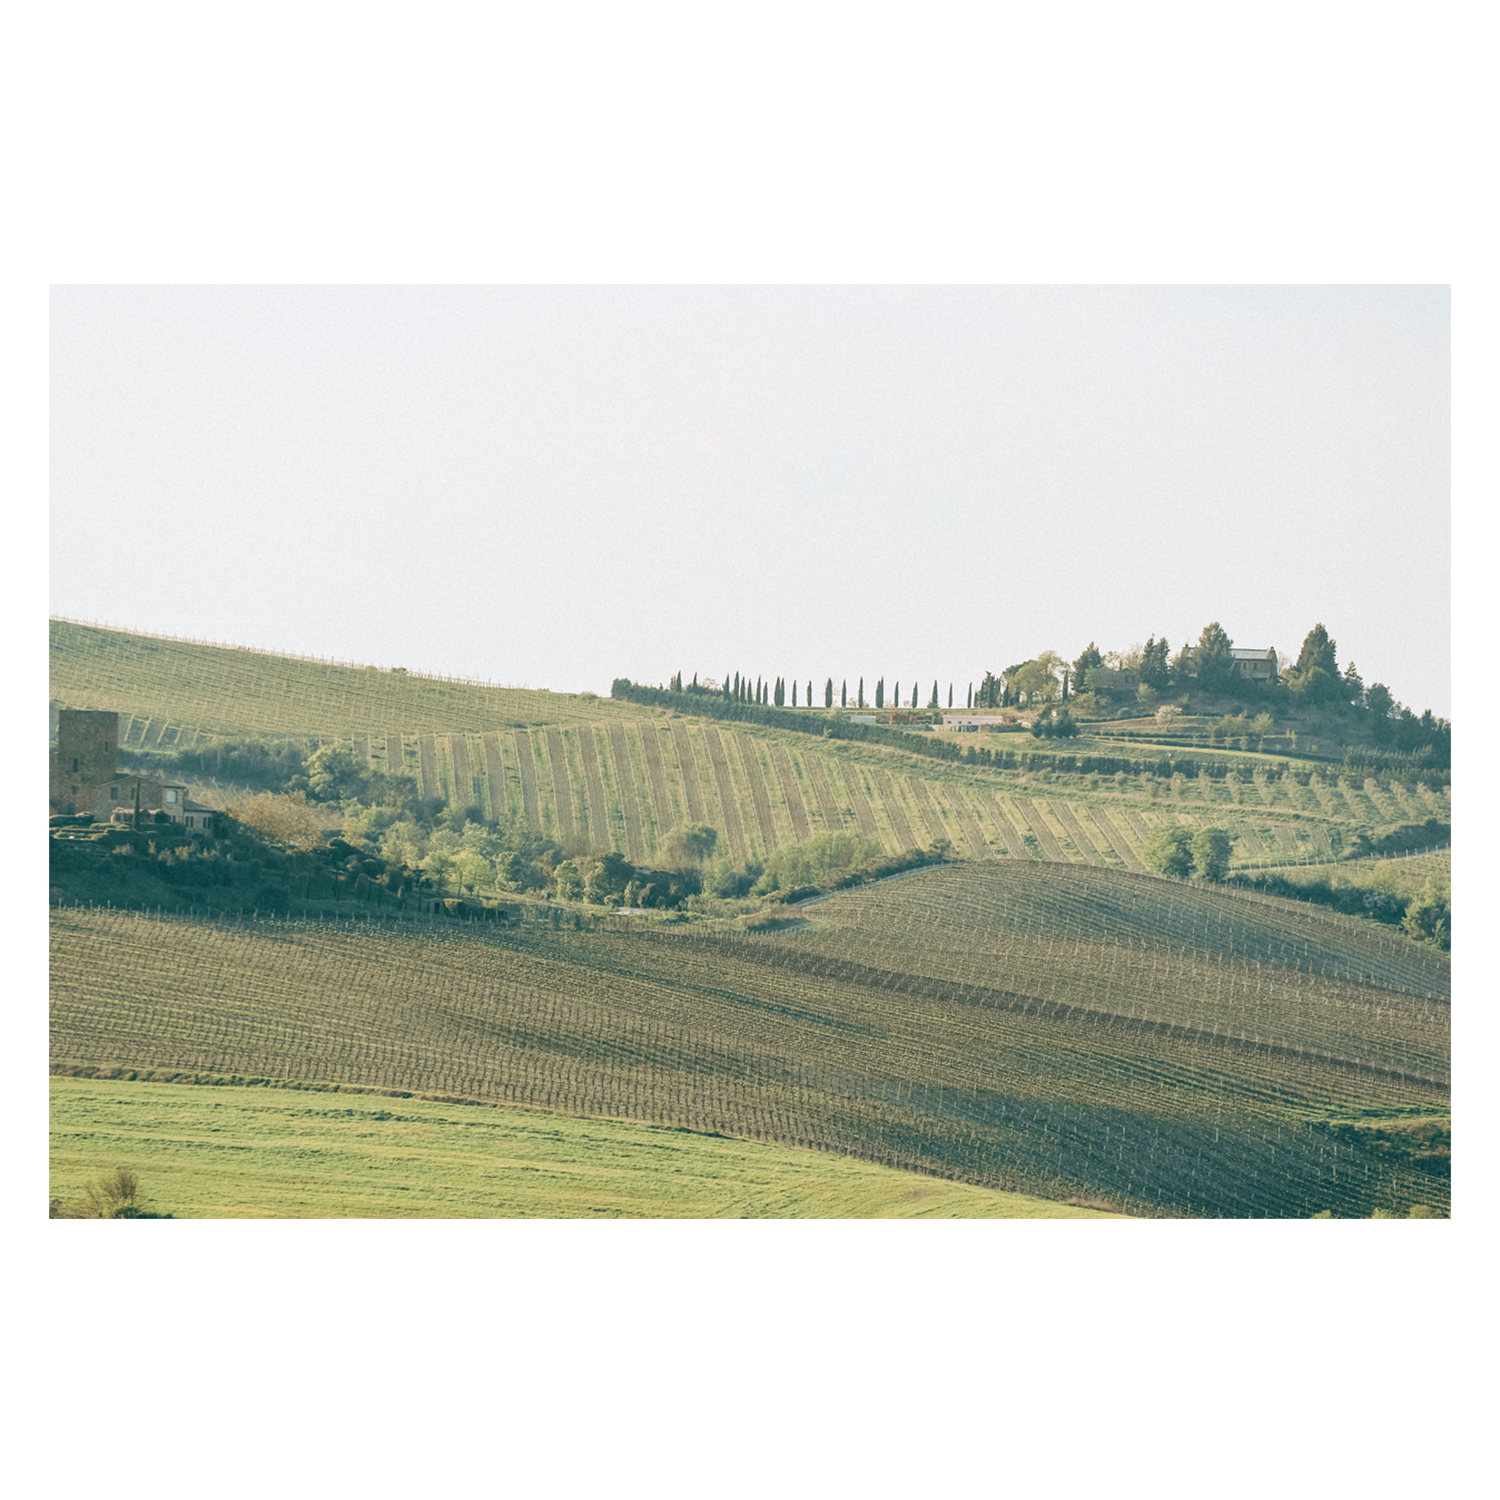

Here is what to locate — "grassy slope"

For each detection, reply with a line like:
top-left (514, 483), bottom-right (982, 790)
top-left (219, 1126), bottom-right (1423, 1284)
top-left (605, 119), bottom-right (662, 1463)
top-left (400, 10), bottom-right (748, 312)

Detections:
top-left (50, 1077), bottom-right (1117, 1219)
top-left (50, 863), bottom-right (1450, 1218)
top-left (51, 620), bottom-right (1448, 874)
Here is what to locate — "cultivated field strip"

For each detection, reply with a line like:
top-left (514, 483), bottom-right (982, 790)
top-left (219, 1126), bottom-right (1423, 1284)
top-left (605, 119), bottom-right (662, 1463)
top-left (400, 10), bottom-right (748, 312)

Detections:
top-left (670, 723), bottom-right (707, 825)
top-left (769, 745), bottom-right (813, 841)
top-left (839, 762), bottom-right (882, 843)
top-left (607, 726), bottom-right (648, 864)
top-left (703, 729), bottom-right (750, 866)
top-left (576, 728), bottom-right (613, 851)
top-left (450, 735), bottom-right (474, 811)
top-left (870, 768), bottom-right (918, 852)
top-left (481, 734), bottom-right (507, 823)
top-left (543, 731), bottom-right (577, 843)
top-left (735, 735), bottom-right (782, 854)
top-left (906, 778), bottom-right (947, 845)
top-left (804, 756), bottom-right (852, 840)
top-left (1087, 805), bottom-right (1144, 872)
top-left (51, 889), bottom-right (1449, 1218)
top-left (511, 731), bottom-right (542, 830)
top-left (1049, 802), bottom-right (1102, 867)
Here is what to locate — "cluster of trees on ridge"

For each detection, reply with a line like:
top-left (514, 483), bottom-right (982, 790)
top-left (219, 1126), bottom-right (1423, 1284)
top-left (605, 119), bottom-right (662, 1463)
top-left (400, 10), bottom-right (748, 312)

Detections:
top-left (647, 622), bottom-right (1450, 768)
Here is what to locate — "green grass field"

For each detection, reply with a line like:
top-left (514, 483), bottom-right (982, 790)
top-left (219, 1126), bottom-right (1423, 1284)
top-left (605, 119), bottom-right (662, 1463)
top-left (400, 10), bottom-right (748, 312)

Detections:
top-left (50, 862), bottom-right (1450, 1218)
top-left (50, 1077), bottom-right (1120, 1218)
top-left (52, 619), bottom-right (1450, 877)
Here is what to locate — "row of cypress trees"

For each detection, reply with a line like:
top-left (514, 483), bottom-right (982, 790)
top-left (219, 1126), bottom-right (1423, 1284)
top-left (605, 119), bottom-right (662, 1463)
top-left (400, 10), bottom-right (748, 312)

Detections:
top-left (667, 672), bottom-right (990, 712)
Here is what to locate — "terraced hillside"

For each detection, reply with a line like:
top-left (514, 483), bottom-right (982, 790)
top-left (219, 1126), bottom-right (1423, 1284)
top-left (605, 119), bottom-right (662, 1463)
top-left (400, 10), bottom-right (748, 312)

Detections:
top-left (51, 621), bottom-right (1449, 876)
top-left (50, 863), bottom-right (1450, 1218)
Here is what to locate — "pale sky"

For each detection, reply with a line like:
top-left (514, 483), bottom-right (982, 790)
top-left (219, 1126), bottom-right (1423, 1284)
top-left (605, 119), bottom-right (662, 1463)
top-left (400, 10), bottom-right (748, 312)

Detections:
top-left (50, 284), bottom-right (1449, 717)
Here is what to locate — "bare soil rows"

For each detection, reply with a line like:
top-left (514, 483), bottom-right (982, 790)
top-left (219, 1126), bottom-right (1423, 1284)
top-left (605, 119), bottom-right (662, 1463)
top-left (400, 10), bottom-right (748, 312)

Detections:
top-left (543, 730), bottom-right (577, 843)
top-left (450, 735), bottom-right (474, 810)
top-left (511, 731), bottom-right (542, 831)
top-left (417, 735), bottom-right (440, 800)
top-left (905, 778), bottom-right (947, 845)
top-left (1050, 801), bottom-right (1104, 866)
top-left (969, 789), bottom-right (1022, 859)
top-left (870, 768), bottom-right (918, 851)
top-left (1086, 805), bottom-right (1144, 873)
top-left (1268, 822), bottom-right (1302, 857)
top-left (948, 791), bottom-right (990, 859)
top-left (1118, 806), bottom-right (1152, 843)
top-left (839, 761), bottom-right (882, 843)
top-left (803, 754), bottom-right (849, 834)
top-left (769, 745), bottom-right (812, 841)
top-left (669, 723), bottom-right (707, 825)
top-left (637, 724), bottom-right (675, 834)
top-left (1011, 795), bottom-right (1067, 861)
top-left (702, 729), bottom-right (750, 866)
top-left (482, 733), bottom-right (509, 823)
top-left (735, 734), bottom-right (781, 852)
top-left (607, 725), bottom-right (648, 864)
top-left (576, 727), bottom-right (613, 851)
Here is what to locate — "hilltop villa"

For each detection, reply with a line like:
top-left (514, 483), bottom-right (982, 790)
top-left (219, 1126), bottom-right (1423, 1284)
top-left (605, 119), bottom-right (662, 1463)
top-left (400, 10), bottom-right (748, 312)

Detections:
top-left (1230, 647), bottom-right (1279, 682)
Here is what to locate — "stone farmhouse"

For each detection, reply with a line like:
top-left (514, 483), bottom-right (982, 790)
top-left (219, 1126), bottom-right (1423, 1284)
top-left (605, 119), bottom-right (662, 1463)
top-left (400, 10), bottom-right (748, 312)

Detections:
top-left (49, 708), bottom-right (219, 832)
top-left (1230, 647), bottom-right (1279, 682)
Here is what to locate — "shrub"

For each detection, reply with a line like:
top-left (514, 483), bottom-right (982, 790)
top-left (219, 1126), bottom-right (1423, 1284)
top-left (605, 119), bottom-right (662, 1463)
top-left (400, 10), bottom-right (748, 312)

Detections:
top-left (51, 1166), bottom-right (174, 1219)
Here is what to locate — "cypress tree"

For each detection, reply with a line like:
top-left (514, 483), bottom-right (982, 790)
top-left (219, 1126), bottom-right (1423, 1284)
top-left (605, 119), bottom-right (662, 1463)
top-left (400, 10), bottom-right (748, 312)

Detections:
top-left (930, 679), bottom-right (939, 708)
top-left (875, 678), bottom-right (884, 710)
top-left (841, 680), bottom-right (847, 708)
top-left (792, 680), bottom-right (798, 707)
top-left (948, 683), bottom-right (953, 708)
top-left (733, 671), bottom-right (741, 699)
top-left (967, 684), bottom-right (973, 709)
top-left (724, 673), bottom-right (732, 701)
top-left (825, 678), bottom-right (833, 708)
top-left (858, 676), bottom-right (864, 709)
top-left (894, 681), bottom-right (900, 710)
top-left (807, 680), bottom-right (813, 707)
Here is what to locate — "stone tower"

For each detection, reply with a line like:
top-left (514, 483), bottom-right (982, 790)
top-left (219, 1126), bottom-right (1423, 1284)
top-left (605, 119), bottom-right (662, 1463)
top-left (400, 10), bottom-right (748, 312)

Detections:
top-left (50, 709), bottom-right (120, 816)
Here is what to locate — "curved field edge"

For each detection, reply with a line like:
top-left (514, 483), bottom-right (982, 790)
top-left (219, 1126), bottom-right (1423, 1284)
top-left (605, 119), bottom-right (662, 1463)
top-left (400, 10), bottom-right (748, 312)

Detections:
top-left (48, 1076), bottom-right (1122, 1219)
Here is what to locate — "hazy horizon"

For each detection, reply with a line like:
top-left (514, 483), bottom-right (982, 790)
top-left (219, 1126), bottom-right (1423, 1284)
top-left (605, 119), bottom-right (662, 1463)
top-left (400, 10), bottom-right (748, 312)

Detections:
top-left (50, 285), bottom-right (1450, 718)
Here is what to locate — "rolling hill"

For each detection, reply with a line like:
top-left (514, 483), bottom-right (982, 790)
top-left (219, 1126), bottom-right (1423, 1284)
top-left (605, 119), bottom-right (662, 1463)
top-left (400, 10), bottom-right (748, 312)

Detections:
top-left (50, 619), bottom-right (1450, 876)
top-left (50, 862), bottom-right (1449, 1218)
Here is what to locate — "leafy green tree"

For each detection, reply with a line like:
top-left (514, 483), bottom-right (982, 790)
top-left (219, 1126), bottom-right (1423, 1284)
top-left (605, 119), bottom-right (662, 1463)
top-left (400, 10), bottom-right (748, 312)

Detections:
top-left (583, 851), bottom-right (633, 905)
top-left (552, 859), bottom-right (583, 901)
top-left (1072, 643), bottom-right (1103, 696)
top-left (661, 823), bottom-right (718, 868)
top-left (1142, 824), bottom-right (1194, 879)
top-left (1140, 637), bottom-right (1171, 692)
top-left (1402, 880), bottom-right (1450, 949)
top-left (1364, 682), bottom-right (1396, 740)
top-left (1193, 622), bottom-right (1236, 694)
top-left (1190, 827), bottom-right (1233, 881)
top-left (453, 849), bottom-right (492, 893)
top-left (305, 745), bottom-right (368, 803)
top-left (1288, 624), bottom-right (1340, 703)
top-left (1169, 641), bottom-right (1194, 687)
